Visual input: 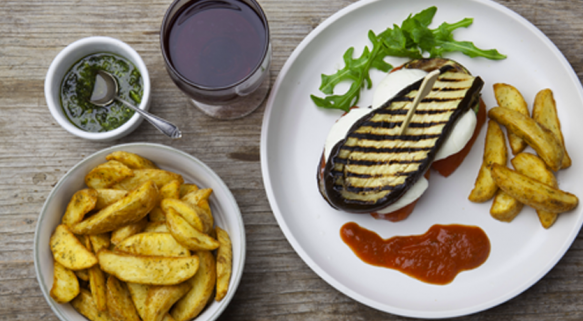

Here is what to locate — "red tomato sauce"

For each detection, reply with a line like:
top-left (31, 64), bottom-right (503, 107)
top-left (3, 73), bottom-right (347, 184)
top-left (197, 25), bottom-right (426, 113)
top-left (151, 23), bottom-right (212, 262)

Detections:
top-left (340, 223), bottom-right (490, 285)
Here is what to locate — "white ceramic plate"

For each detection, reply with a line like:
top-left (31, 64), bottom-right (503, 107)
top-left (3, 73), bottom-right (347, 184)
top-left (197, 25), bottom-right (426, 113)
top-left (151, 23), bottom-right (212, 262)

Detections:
top-left (261, 0), bottom-right (583, 318)
top-left (34, 143), bottom-right (245, 321)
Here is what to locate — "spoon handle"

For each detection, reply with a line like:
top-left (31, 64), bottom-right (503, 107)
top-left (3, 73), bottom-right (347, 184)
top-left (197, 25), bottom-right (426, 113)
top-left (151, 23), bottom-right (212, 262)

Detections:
top-left (116, 98), bottom-right (182, 139)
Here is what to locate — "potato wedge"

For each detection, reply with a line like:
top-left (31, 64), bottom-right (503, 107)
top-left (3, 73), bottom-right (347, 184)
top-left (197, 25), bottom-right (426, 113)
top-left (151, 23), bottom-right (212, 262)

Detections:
top-left (115, 232), bottom-right (190, 257)
top-left (112, 169), bottom-right (184, 191)
top-left (171, 251), bottom-right (216, 321)
top-left (179, 184), bottom-right (199, 198)
top-left (215, 227), bottom-right (232, 302)
top-left (97, 249), bottom-right (199, 285)
top-left (62, 189), bottom-right (98, 228)
top-left (493, 83), bottom-right (530, 154)
top-left (106, 276), bottom-right (141, 321)
top-left (127, 283), bottom-right (150, 319)
top-left (71, 288), bottom-right (113, 321)
top-left (490, 190), bottom-right (524, 222)
top-left (85, 160), bottom-right (134, 189)
top-left (89, 233), bottom-right (111, 254)
top-left (144, 221), bottom-right (169, 233)
top-left (72, 181), bottom-right (158, 235)
top-left (490, 164), bottom-right (578, 213)
top-left (160, 180), bottom-right (181, 200)
top-left (469, 120), bottom-right (507, 202)
top-left (149, 207), bottom-right (166, 222)
top-left (89, 264), bottom-right (108, 311)
top-left (161, 199), bottom-right (204, 232)
top-left (533, 89), bottom-right (571, 169)
top-left (50, 260), bottom-right (80, 303)
top-left (144, 283), bottom-right (192, 321)
top-left (106, 151), bottom-right (158, 170)
top-left (166, 208), bottom-right (220, 251)
top-left (110, 218), bottom-right (148, 245)
top-left (50, 224), bottom-right (97, 270)
top-left (488, 107), bottom-right (563, 171)
top-left (75, 269), bottom-right (90, 282)
top-left (95, 189), bottom-right (128, 211)
top-left (181, 189), bottom-right (214, 234)
top-left (512, 152), bottom-right (559, 228)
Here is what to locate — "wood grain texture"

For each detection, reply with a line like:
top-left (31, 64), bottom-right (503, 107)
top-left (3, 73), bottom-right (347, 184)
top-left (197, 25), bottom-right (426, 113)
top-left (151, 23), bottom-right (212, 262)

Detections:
top-left (1, 0), bottom-right (582, 320)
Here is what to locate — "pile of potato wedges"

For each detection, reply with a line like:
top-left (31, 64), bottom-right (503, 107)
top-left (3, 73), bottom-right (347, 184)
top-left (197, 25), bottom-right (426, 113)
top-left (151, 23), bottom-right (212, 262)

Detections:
top-left (469, 84), bottom-right (578, 228)
top-left (49, 151), bottom-right (232, 321)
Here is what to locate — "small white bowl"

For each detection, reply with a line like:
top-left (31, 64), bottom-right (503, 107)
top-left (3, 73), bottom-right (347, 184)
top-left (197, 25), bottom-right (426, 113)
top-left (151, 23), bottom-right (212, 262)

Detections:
top-left (45, 36), bottom-right (151, 142)
top-left (34, 143), bottom-right (246, 321)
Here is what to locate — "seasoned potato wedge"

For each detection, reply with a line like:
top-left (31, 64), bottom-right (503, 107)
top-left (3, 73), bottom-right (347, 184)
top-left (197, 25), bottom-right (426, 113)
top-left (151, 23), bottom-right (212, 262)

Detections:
top-left (62, 189), bottom-right (98, 228)
top-left (149, 207), bottom-right (166, 222)
top-left (95, 189), bottom-right (128, 211)
top-left (85, 160), bottom-right (134, 189)
top-left (490, 164), bottom-right (578, 213)
top-left (215, 227), bottom-right (232, 302)
top-left (166, 208), bottom-right (220, 251)
top-left (97, 249), bottom-right (199, 285)
top-left (512, 152), bottom-right (559, 228)
top-left (469, 120), bottom-right (507, 202)
top-left (181, 189), bottom-right (214, 234)
top-left (72, 181), bottom-right (158, 235)
top-left (493, 83), bottom-right (530, 154)
top-left (144, 221), bottom-right (169, 233)
top-left (145, 283), bottom-right (192, 321)
top-left (115, 232), bottom-right (190, 257)
top-left (72, 288), bottom-right (113, 321)
top-left (112, 169), bottom-right (184, 191)
top-left (50, 224), bottom-right (98, 270)
top-left (75, 269), bottom-right (90, 282)
top-left (89, 265), bottom-right (108, 311)
top-left (488, 107), bottom-right (563, 171)
top-left (533, 89), bottom-right (571, 169)
top-left (179, 184), bottom-right (199, 198)
top-left (490, 190), bottom-right (524, 222)
top-left (106, 151), bottom-right (158, 170)
top-left (110, 218), bottom-right (148, 245)
top-left (171, 251), bottom-right (216, 321)
top-left (89, 233), bottom-right (111, 254)
top-left (106, 276), bottom-right (141, 321)
top-left (160, 180), bottom-right (181, 200)
top-left (50, 261), bottom-right (80, 303)
top-left (161, 199), bottom-right (204, 232)
top-left (127, 283), bottom-right (150, 319)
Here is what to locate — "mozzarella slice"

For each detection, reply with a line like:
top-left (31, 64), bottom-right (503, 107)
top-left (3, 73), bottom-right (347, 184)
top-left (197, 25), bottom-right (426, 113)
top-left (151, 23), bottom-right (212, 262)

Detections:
top-left (372, 69), bottom-right (427, 109)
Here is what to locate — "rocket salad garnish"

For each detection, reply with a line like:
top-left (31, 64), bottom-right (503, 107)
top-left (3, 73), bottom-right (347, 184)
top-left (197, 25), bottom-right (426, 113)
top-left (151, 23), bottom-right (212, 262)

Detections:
top-left (311, 6), bottom-right (506, 112)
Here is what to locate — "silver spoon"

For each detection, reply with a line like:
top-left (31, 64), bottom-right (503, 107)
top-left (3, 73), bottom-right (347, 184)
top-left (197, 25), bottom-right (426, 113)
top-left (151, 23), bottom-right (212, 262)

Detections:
top-left (90, 70), bottom-right (182, 139)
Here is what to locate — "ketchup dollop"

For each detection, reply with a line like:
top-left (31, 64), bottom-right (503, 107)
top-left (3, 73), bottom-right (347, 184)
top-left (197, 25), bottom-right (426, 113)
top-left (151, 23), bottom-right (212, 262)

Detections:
top-left (340, 223), bottom-right (490, 285)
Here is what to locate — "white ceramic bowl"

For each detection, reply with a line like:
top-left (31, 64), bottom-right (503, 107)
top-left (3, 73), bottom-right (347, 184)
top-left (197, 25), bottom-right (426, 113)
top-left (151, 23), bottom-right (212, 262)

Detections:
top-left (34, 143), bottom-right (246, 321)
top-left (45, 36), bottom-right (151, 142)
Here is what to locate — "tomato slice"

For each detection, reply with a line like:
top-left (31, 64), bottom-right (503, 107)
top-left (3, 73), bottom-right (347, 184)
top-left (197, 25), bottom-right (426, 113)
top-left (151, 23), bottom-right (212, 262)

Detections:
top-left (432, 99), bottom-right (486, 177)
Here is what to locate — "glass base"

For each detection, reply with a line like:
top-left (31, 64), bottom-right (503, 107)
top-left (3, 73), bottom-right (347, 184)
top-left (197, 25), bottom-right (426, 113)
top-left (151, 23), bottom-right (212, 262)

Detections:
top-left (189, 75), bottom-right (271, 120)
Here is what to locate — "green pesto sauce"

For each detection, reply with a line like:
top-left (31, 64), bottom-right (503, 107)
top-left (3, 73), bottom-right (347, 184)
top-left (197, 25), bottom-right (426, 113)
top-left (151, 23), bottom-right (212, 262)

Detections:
top-left (60, 53), bottom-right (143, 132)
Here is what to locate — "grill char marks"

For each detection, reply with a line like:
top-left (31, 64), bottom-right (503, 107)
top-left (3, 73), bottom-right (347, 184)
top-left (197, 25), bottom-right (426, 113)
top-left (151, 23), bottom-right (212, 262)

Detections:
top-left (322, 66), bottom-right (484, 213)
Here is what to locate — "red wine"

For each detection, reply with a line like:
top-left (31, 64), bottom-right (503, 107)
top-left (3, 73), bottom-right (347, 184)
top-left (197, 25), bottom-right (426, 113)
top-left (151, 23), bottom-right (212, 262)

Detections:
top-left (166, 0), bottom-right (267, 88)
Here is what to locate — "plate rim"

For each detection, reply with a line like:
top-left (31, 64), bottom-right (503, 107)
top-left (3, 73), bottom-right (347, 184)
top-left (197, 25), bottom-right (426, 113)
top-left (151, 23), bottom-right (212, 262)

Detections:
top-left (260, 0), bottom-right (583, 318)
top-left (33, 142), bottom-right (246, 321)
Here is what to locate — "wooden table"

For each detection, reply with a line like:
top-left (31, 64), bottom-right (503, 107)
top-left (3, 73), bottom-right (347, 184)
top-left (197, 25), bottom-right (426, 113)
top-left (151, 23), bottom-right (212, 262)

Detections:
top-left (1, 0), bottom-right (582, 320)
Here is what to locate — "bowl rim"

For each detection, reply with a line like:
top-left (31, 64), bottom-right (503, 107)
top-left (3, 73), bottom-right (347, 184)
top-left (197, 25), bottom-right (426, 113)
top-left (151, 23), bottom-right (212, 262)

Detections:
top-left (33, 142), bottom-right (246, 321)
top-left (44, 36), bottom-right (151, 141)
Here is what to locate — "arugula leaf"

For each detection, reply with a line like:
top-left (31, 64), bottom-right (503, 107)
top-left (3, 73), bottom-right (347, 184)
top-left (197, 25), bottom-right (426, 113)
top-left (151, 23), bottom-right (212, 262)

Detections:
top-left (312, 6), bottom-right (506, 112)
top-left (311, 31), bottom-right (391, 111)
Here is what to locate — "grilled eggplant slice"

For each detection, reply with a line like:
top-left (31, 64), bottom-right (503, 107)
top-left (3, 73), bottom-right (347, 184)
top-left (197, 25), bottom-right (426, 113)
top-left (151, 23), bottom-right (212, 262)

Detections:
top-left (321, 64), bottom-right (484, 213)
